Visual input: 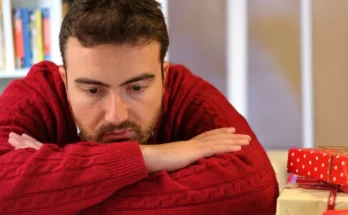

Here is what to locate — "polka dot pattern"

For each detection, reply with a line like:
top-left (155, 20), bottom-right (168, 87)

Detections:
top-left (331, 153), bottom-right (348, 186)
top-left (287, 148), bottom-right (348, 186)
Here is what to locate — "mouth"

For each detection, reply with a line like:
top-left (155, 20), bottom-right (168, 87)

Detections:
top-left (102, 129), bottom-right (134, 143)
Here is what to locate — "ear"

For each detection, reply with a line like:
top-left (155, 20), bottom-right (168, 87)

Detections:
top-left (59, 66), bottom-right (67, 87)
top-left (162, 61), bottom-right (169, 81)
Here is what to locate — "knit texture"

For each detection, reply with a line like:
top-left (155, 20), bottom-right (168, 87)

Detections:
top-left (0, 61), bottom-right (279, 214)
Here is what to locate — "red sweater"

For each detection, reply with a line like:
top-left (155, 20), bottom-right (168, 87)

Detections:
top-left (0, 61), bottom-right (278, 215)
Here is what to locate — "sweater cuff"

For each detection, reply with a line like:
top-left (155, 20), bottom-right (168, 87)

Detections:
top-left (104, 141), bottom-right (148, 186)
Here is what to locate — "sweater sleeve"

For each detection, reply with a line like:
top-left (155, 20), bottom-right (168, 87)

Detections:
top-left (0, 110), bottom-right (148, 214)
top-left (80, 83), bottom-right (279, 214)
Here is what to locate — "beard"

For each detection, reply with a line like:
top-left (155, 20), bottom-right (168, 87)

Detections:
top-left (76, 107), bottom-right (161, 145)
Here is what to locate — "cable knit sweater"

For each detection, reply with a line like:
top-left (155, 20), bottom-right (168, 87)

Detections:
top-left (0, 61), bottom-right (279, 215)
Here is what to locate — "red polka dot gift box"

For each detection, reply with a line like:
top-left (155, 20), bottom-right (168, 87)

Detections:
top-left (287, 147), bottom-right (348, 187)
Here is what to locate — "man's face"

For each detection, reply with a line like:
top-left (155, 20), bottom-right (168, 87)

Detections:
top-left (60, 38), bottom-right (168, 144)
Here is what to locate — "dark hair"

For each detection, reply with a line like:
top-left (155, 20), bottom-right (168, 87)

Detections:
top-left (59, 0), bottom-right (169, 67)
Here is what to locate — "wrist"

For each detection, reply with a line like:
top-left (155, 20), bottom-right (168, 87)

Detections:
top-left (139, 145), bottom-right (153, 173)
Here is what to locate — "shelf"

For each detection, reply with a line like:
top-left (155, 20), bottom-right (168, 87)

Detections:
top-left (1, 0), bottom-right (64, 78)
top-left (0, 69), bottom-right (29, 78)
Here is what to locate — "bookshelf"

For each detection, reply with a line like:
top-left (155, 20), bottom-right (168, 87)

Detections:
top-left (0, 0), bottom-right (67, 79)
top-left (0, 0), bottom-right (168, 79)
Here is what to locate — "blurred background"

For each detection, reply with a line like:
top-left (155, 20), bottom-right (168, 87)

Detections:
top-left (0, 0), bottom-right (347, 150)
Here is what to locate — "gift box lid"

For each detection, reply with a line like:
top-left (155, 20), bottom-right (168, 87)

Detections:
top-left (287, 148), bottom-right (348, 186)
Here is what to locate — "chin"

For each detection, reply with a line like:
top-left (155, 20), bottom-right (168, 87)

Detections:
top-left (105, 138), bottom-right (130, 143)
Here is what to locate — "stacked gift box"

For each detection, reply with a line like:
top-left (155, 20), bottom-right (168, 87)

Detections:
top-left (277, 147), bottom-right (348, 215)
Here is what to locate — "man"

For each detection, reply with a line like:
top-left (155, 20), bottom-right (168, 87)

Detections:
top-left (0, 0), bottom-right (279, 214)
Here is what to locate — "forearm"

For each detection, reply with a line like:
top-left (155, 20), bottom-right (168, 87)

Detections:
top-left (0, 141), bottom-right (148, 214)
top-left (80, 151), bottom-right (278, 215)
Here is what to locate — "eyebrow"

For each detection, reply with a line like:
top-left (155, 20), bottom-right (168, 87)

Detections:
top-left (120, 73), bottom-right (155, 86)
top-left (74, 73), bottom-right (155, 87)
top-left (74, 78), bottom-right (110, 87)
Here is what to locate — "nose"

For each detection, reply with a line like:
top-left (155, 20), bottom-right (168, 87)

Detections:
top-left (104, 93), bottom-right (128, 125)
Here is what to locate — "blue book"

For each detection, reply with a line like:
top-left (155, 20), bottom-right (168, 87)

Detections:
top-left (21, 8), bottom-right (32, 68)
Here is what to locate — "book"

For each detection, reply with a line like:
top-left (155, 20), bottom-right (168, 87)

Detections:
top-left (42, 8), bottom-right (51, 61)
top-left (0, 7), bottom-right (5, 70)
top-left (13, 8), bottom-right (24, 68)
top-left (21, 8), bottom-right (32, 68)
top-left (30, 9), bottom-right (44, 65)
top-left (12, 7), bottom-right (50, 68)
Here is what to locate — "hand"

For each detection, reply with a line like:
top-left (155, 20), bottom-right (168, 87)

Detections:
top-left (140, 127), bottom-right (251, 173)
top-left (8, 132), bottom-right (43, 150)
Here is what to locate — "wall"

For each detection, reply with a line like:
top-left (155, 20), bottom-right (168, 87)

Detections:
top-left (168, 0), bottom-right (227, 94)
top-left (313, 0), bottom-right (348, 147)
top-left (247, 0), bottom-right (303, 149)
top-left (0, 79), bottom-right (12, 93)
top-left (169, 0), bottom-right (303, 149)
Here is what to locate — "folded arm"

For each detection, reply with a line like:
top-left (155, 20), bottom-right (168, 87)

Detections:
top-left (81, 88), bottom-right (279, 215)
top-left (0, 108), bottom-right (148, 215)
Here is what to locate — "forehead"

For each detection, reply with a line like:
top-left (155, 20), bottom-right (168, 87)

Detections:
top-left (64, 38), bottom-right (161, 79)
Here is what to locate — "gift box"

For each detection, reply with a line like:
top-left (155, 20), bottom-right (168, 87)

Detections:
top-left (276, 182), bottom-right (348, 215)
top-left (323, 210), bottom-right (348, 214)
top-left (287, 147), bottom-right (348, 187)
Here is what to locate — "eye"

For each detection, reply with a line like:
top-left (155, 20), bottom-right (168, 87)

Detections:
top-left (132, 86), bottom-right (143, 91)
top-left (83, 88), bottom-right (103, 95)
top-left (128, 85), bottom-right (146, 92)
top-left (88, 88), bottom-right (99, 94)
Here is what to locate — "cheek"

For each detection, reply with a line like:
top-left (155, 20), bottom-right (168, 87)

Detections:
top-left (68, 90), bottom-right (104, 131)
top-left (127, 84), bottom-right (162, 124)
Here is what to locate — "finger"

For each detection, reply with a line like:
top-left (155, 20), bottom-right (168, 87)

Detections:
top-left (204, 127), bottom-right (236, 135)
top-left (194, 127), bottom-right (235, 140)
top-left (199, 133), bottom-right (251, 142)
top-left (224, 138), bottom-right (250, 146)
top-left (229, 134), bottom-right (251, 140)
top-left (9, 132), bottom-right (28, 147)
top-left (8, 136), bottom-right (27, 148)
top-left (15, 145), bottom-right (32, 149)
top-left (206, 137), bottom-right (251, 146)
top-left (8, 133), bottom-right (40, 150)
top-left (22, 134), bottom-right (43, 149)
top-left (21, 133), bottom-right (38, 142)
top-left (9, 132), bottom-right (18, 138)
top-left (217, 145), bottom-right (242, 153)
top-left (9, 132), bottom-right (23, 140)
top-left (23, 140), bottom-right (41, 150)
top-left (18, 134), bottom-right (41, 150)
top-left (201, 145), bottom-right (242, 158)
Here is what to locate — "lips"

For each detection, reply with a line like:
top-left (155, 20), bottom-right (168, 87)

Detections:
top-left (102, 129), bottom-right (134, 143)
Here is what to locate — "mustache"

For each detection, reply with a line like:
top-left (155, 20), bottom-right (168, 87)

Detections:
top-left (96, 121), bottom-right (140, 137)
